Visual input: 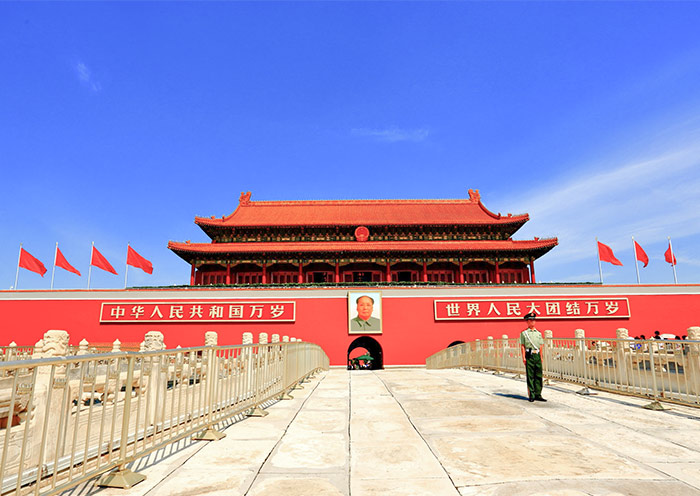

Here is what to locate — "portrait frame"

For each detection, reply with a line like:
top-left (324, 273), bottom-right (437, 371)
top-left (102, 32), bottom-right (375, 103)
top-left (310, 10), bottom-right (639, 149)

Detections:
top-left (348, 291), bottom-right (383, 334)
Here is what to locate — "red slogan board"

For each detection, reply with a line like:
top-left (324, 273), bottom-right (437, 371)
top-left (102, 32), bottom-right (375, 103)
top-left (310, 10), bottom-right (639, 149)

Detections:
top-left (434, 298), bottom-right (630, 320)
top-left (100, 301), bottom-right (296, 323)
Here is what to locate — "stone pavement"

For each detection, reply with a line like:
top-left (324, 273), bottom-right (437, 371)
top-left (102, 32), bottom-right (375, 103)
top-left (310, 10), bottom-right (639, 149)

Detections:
top-left (65, 368), bottom-right (700, 496)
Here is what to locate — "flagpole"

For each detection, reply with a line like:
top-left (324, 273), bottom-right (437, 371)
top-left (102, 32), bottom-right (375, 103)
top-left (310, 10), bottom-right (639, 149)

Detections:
top-left (51, 242), bottom-right (58, 290)
top-left (595, 238), bottom-right (603, 284)
top-left (14, 244), bottom-right (22, 290)
top-left (632, 236), bottom-right (640, 285)
top-left (669, 237), bottom-right (678, 284)
top-left (124, 243), bottom-right (129, 289)
top-left (87, 242), bottom-right (94, 290)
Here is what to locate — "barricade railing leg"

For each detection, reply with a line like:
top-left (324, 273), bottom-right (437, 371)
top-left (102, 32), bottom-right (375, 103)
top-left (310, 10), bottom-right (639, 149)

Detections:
top-left (643, 345), bottom-right (667, 411)
top-left (194, 347), bottom-right (226, 440)
top-left (98, 356), bottom-right (147, 488)
top-left (279, 345), bottom-right (294, 400)
top-left (247, 347), bottom-right (269, 417)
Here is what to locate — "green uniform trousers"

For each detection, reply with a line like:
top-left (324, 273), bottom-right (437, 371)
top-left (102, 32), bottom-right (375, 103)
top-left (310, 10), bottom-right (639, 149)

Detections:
top-left (525, 353), bottom-right (543, 399)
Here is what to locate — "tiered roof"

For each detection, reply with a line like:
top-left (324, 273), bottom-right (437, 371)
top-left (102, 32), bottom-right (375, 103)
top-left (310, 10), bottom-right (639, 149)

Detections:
top-left (169, 239), bottom-right (557, 257)
top-left (169, 190), bottom-right (558, 265)
top-left (195, 190), bottom-right (528, 238)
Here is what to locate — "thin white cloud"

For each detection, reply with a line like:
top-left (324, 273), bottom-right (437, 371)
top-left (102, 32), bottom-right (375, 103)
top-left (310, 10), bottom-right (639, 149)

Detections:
top-left (352, 127), bottom-right (430, 143)
top-left (74, 61), bottom-right (102, 92)
top-left (504, 130), bottom-right (700, 273)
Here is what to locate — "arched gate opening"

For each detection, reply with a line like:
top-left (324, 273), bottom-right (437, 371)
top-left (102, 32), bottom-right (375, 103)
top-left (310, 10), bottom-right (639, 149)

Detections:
top-left (347, 336), bottom-right (384, 370)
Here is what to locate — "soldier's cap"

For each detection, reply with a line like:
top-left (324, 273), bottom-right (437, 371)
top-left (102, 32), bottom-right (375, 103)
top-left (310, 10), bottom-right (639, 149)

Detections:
top-left (524, 312), bottom-right (537, 320)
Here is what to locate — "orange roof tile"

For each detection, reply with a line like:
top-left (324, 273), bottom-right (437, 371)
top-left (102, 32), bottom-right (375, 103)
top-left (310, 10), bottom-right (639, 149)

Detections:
top-left (168, 238), bottom-right (557, 255)
top-left (195, 192), bottom-right (528, 228)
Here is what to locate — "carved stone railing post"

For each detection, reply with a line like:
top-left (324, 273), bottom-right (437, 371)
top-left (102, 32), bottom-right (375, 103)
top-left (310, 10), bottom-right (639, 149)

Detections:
top-left (7, 341), bottom-right (17, 361)
top-left (615, 328), bottom-right (630, 387)
top-left (77, 339), bottom-right (89, 356)
top-left (543, 330), bottom-right (553, 380)
top-left (205, 331), bottom-right (218, 347)
top-left (112, 339), bottom-right (121, 353)
top-left (34, 330), bottom-right (70, 464)
top-left (247, 333), bottom-right (270, 417)
top-left (241, 332), bottom-right (254, 399)
top-left (143, 331), bottom-right (165, 426)
top-left (282, 336), bottom-right (289, 343)
top-left (687, 327), bottom-right (700, 396)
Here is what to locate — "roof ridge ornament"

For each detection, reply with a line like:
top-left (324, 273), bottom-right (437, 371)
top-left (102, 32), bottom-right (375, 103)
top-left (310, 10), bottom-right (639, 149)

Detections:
top-left (239, 191), bottom-right (252, 206)
top-left (468, 189), bottom-right (480, 202)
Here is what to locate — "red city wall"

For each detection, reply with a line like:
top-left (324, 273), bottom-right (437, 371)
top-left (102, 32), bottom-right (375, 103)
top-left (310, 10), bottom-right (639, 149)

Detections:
top-left (1, 286), bottom-right (698, 366)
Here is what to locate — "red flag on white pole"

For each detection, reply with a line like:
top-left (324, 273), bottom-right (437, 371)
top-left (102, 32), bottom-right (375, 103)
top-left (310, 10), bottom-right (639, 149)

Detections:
top-left (597, 241), bottom-right (623, 266)
top-left (126, 246), bottom-right (153, 274)
top-left (665, 237), bottom-right (678, 284)
top-left (19, 247), bottom-right (47, 276)
top-left (633, 241), bottom-right (648, 268)
top-left (56, 247), bottom-right (81, 276)
top-left (91, 246), bottom-right (118, 275)
top-left (664, 241), bottom-right (677, 266)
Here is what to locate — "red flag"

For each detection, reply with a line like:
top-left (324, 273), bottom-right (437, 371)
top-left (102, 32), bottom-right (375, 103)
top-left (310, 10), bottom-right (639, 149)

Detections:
top-left (665, 243), bottom-right (677, 265)
top-left (127, 246), bottom-right (153, 274)
top-left (634, 241), bottom-right (649, 268)
top-left (597, 241), bottom-right (623, 266)
top-left (91, 246), bottom-right (117, 275)
top-left (19, 248), bottom-right (47, 277)
top-left (55, 247), bottom-right (81, 276)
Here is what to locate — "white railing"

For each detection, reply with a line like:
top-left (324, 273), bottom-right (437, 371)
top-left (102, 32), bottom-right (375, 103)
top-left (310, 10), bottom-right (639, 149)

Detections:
top-left (0, 342), bottom-right (329, 496)
top-left (427, 335), bottom-right (700, 407)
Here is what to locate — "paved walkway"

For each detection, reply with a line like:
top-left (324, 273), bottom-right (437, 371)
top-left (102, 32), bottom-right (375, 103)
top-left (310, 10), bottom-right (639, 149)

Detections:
top-left (67, 369), bottom-right (700, 496)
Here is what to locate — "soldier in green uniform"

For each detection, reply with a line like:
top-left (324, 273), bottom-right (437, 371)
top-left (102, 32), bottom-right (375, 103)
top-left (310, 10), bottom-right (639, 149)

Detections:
top-left (520, 312), bottom-right (547, 402)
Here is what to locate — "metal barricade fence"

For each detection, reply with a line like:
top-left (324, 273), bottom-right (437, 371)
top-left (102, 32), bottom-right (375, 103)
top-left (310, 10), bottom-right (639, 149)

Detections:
top-left (0, 342), bottom-right (329, 496)
top-left (427, 337), bottom-right (700, 407)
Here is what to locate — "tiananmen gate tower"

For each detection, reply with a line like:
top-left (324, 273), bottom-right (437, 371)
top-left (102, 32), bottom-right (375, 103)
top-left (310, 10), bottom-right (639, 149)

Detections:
top-left (168, 190), bottom-right (558, 287)
top-left (3, 189), bottom-right (700, 368)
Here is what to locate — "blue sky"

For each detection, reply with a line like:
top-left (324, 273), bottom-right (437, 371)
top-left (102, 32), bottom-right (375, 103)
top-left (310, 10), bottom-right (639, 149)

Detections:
top-left (2, 1), bottom-right (700, 289)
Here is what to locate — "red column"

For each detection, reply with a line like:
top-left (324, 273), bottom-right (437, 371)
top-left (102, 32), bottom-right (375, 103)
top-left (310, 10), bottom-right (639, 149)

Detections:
top-left (459, 261), bottom-right (464, 284)
top-left (495, 261), bottom-right (500, 284)
top-left (298, 262), bottom-right (303, 283)
top-left (190, 264), bottom-right (195, 286)
top-left (335, 261), bottom-right (340, 283)
top-left (226, 263), bottom-right (231, 285)
top-left (386, 261), bottom-right (392, 282)
top-left (262, 262), bottom-right (267, 284)
top-left (422, 261), bottom-right (428, 282)
top-left (529, 260), bottom-right (536, 284)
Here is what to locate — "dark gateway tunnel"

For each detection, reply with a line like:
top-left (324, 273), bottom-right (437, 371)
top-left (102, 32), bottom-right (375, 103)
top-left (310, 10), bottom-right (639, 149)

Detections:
top-left (347, 336), bottom-right (384, 370)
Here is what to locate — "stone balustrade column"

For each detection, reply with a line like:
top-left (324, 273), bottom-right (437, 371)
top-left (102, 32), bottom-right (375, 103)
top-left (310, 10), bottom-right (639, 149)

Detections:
top-left (259, 333), bottom-right (268, 344)
top-left (282, 336), bottom-right (289, 343)
top-left (271, 334), bottom-right (280, 343)
top-left (574, 328), bottom-right (586, 378)
top-left (143, 331), bottom-right (166, 426)
top-left (205, 331), bottom-right (218, 347)
top-left (111, 339), bottom-right (121, 353)
top-left (543, 330), bottom-right (553, 372)
top-left (77, 339), bottom-right (89, 356)
top-left (241, 332), bottom-right (254, 393)
top-left (33, 330), bottom-right (70, 464)
top-left (615, 327), bottom-right (631, 386)
top-left (7, 341), bottom-right (17, 361)
top-left (687, 327), bottom-right (700, 395)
